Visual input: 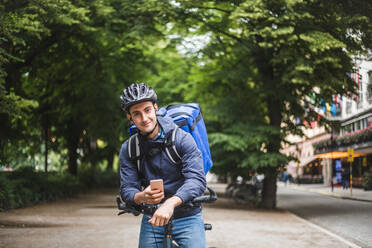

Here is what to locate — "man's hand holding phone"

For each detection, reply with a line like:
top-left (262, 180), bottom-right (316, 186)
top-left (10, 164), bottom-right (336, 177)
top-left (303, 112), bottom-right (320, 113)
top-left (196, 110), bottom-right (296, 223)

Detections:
top-left (147, 179), bottom-right (182, 226)
top-left (134, 179), bottom-right (164, 205)
top-left (143, 179), bottom-right (164, 205)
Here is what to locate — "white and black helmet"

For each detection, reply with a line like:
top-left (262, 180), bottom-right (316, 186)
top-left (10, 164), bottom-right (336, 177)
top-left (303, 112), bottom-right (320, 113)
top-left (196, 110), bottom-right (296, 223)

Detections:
top-left (120, 83), bottom-right (157, 112)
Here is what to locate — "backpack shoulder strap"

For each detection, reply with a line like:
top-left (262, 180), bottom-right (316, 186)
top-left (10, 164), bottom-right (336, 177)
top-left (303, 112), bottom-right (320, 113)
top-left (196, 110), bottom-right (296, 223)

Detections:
top-left (128, 133), bottom-right (141, 171)
top-left (127, 134), bottom-right (148, 187)
top-left (164, 127), bottom-right (182, 165)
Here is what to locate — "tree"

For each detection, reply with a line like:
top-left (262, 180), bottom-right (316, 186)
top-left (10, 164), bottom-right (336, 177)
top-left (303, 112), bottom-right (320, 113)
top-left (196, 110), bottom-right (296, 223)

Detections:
top-left (1, 0), bottom-right (170, 174)
top-left (0, 0), bottom-right (46, 166)
top-left (170, 0), bottom-right (372, 208)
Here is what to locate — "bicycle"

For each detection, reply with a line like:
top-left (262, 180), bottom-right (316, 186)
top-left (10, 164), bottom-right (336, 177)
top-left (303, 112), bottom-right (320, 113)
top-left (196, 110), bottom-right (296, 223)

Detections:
top-left (116, 186), bottom-right (217, 248)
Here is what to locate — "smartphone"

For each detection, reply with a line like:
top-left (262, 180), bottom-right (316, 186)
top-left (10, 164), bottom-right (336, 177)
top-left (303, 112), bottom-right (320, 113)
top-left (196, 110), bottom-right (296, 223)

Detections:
top-left (150, 179), bottom-right (164, 192)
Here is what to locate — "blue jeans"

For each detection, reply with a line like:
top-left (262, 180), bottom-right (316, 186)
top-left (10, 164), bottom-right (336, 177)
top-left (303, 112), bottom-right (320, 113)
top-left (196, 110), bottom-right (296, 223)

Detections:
top-left (139, 212), bottom-right (206, 248)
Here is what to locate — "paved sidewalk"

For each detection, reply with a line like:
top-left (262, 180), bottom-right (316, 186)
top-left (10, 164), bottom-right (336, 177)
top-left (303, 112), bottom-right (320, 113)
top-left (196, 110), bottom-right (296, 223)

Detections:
top-left (0, 188), bottom-right (361, 248)
top-left (281, 182), bottom-right (372, 202)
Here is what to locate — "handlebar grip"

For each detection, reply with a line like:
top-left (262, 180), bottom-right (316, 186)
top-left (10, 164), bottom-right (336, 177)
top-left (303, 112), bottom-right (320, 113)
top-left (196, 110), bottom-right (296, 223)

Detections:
top-left (116, 196), bottom-right (126, 210)
top-left (191, 186), bottom-right (218, 204)
top-left (116, 195), bottom-right (142, 216)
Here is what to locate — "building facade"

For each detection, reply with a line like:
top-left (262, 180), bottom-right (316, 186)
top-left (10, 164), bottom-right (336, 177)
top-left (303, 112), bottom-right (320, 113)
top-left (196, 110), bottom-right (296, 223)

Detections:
top-left (282, 56), bottom-right (372, 187)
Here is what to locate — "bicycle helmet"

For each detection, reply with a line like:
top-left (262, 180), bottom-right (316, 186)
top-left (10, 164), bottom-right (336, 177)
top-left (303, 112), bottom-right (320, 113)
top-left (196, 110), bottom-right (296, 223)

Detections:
top-left (120, 83), bottom-right (157, 112)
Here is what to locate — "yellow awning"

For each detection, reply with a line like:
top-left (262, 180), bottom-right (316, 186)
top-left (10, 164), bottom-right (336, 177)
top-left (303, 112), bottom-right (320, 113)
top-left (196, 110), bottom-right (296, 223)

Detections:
top-left (315, 152), bottom-right (366, 159)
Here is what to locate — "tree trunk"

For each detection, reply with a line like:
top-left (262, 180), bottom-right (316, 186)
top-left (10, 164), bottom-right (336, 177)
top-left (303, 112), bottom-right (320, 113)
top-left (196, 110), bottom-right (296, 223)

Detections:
top-left (106, 147), bottom-right (115, 171)
top-left (44, 131), bottom-right (48, 173)
top-left (42, 115), bottom-right (49, 173)
top-left (67, 137), bottom-right (78, 175)
top-left (261, 96), bottom-right (283, 209)
top-left (67, 123), bottom-right (79, 175)
top-left (89, 139), bottom-right (97, 168)
top-left (261, 167), bottom-right (278, 209)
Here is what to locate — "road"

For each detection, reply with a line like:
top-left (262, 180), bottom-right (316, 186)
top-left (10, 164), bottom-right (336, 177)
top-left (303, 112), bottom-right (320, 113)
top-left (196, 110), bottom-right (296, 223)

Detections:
top-left (0, 187), bottom-right (353, 248)
top-left (277, 185), bottom-right (372, 248)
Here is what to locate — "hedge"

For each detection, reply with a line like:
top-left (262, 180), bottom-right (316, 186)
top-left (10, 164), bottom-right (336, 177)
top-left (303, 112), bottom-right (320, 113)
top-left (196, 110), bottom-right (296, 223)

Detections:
top-left (0, 167), bottom-right (119, 211)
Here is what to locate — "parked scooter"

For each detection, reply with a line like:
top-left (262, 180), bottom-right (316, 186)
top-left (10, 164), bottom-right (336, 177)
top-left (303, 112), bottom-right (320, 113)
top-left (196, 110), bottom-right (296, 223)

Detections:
top-left (225, 175), bottom-right (263, 204)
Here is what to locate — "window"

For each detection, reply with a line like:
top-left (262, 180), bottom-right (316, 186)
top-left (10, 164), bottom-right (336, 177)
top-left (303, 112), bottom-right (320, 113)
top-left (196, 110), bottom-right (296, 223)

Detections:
top-left (344, 124), bottom-right (352, 133)
top-left (361, 118), bottom-right (367, 129)
top-left (357, 83), bottom-right (363, 109)
top-left (346, 101), bottom-right (352, 114)
top-left (367, 84), bottom-right (372, 101)
top-left (367, 72), bottom-right (372, 101)
top-left (355, 120), bottom-right (361, 131)
top-left (368, 116), bottom-right (372, 127)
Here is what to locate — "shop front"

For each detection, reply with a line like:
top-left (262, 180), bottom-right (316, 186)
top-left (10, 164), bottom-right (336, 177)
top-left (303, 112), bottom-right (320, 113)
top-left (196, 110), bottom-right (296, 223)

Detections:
top-left (300, 159), bottom-right (323, 184)
top-left (315, 148), bottom-right (372, 189)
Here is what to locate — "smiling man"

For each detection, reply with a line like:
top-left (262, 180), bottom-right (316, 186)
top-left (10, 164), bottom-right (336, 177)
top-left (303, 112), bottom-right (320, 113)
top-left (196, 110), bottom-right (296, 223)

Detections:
top-left (119, 83), bottom-right (207, 248)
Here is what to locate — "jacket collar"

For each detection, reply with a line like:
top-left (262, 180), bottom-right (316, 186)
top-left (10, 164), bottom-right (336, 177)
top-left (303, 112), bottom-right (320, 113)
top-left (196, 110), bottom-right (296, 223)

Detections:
top-left (157, 116), bottom-right (177, 136)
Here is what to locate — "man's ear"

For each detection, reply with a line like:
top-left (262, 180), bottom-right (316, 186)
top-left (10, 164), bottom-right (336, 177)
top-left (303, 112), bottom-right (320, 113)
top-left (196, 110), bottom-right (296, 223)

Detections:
top-left (154, 103), bottom-right (158, 111)
top-left (126, 113), bottom-right (132, 121)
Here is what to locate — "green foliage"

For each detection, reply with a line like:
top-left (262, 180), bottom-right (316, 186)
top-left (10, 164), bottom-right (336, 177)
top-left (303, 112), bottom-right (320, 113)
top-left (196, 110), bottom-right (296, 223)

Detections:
top-left (0, 167), bottom-right (80, 211)
top-left (77, 166), bottom-right (120, 189)
top-left (0, 166), bottom-right (119, 211)
top-left (166, 0), bottom-right (372, 207)
top-left (0, 87), bottom-right (39, 165)
top-left (313, 127), bottom-right (372, 152)
top-left (0, 90), bottom-right (38, 119)
top-left (146, 44), bottom-right (195, 106)
top-left (209, 123), bottom-right (290, 179)
top-left (1, 0), bottom-right (170, 173)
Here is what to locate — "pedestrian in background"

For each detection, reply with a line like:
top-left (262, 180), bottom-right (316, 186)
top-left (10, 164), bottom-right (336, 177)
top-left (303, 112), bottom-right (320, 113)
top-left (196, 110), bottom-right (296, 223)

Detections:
top-left (282, 171), bottom-right (289, 186)
top-left (342, 167), bottom-right (349, 189)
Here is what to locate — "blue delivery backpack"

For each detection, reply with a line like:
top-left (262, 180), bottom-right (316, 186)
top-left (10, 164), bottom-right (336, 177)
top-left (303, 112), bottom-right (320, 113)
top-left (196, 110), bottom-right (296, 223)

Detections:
top-left (128, 103), bottom-right (213, 175)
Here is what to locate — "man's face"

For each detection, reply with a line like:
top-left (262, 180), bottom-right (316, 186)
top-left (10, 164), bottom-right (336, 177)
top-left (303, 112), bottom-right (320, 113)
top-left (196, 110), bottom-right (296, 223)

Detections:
top-left (127, 101), bottom-right (158, 135)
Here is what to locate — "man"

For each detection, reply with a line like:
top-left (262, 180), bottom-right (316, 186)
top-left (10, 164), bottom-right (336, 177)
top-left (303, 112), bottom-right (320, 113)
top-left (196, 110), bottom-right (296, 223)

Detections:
top-left (119, 83), bottom-right (207, 248)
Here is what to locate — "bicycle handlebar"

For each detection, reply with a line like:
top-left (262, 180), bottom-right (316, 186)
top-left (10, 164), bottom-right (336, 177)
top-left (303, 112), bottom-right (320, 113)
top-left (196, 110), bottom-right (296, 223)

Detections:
top-left (116, 186), bottom-right (217, 216)
top-left (186, 186), bottom-right (218, 205)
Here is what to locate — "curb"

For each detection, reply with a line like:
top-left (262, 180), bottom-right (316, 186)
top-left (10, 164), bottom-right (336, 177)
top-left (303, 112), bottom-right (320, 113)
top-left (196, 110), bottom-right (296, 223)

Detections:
top-left (287, 211), bottom-right (362, 248)
top-left (288, 185), bottom-right (372, 203)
